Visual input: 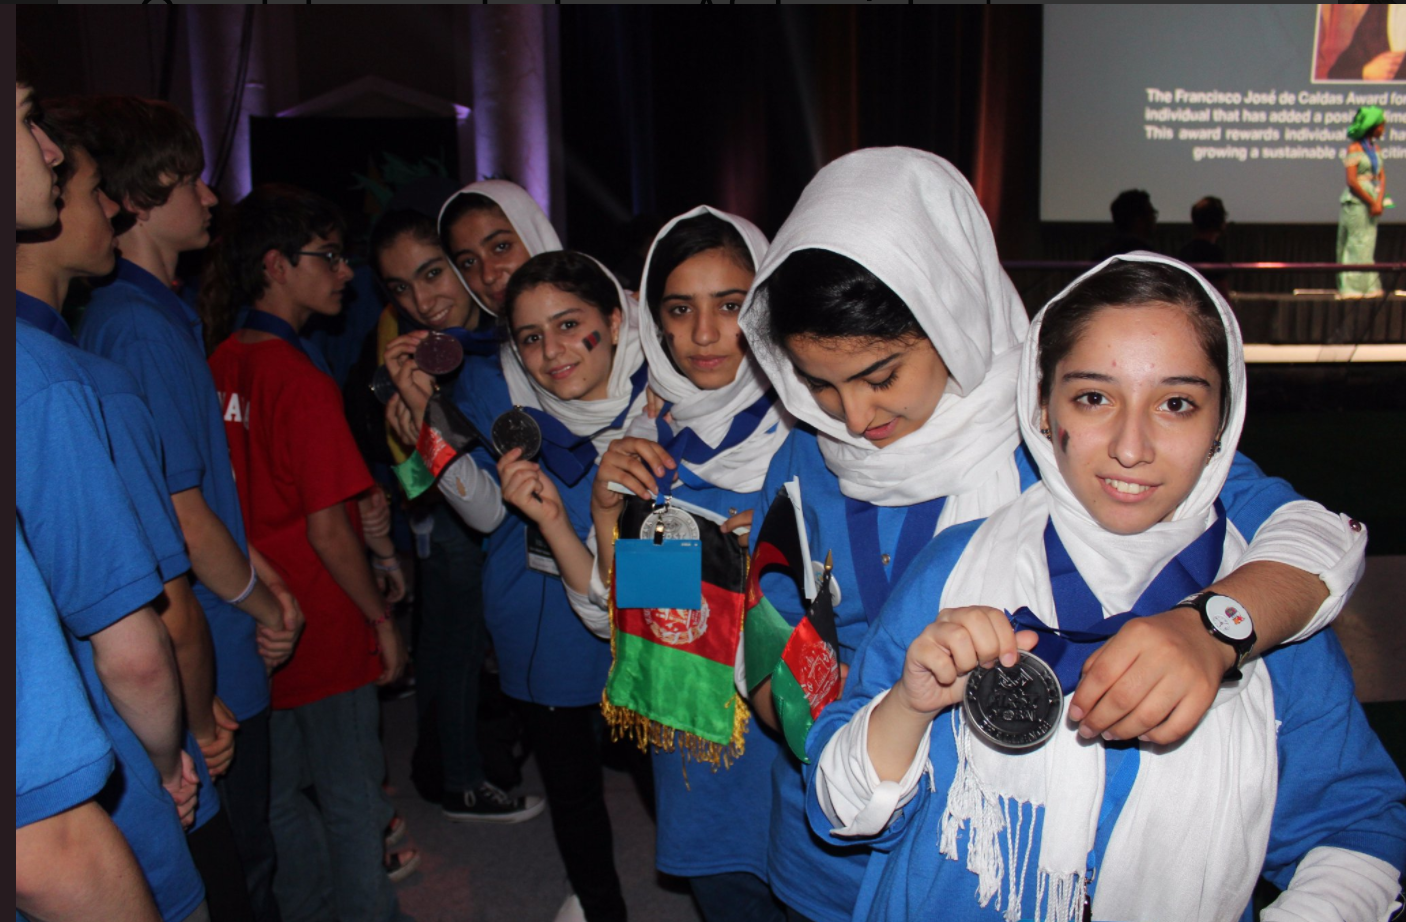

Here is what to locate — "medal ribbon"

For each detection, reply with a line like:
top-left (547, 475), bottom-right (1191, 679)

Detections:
top-left (441, 325), bottom-right (499, 358)
top-left (1010, 500), bottom-right (1226, 694)
top-left (15, 290), bottom-right (77, 345)
top-left (240, 309), bottom-right (332, 375)
top-left (522, 364), bottom-right (650, 486)
top-left (846, 495), bottom-right (947, 624)
top-left (653, 389), bottom-right (776, 489)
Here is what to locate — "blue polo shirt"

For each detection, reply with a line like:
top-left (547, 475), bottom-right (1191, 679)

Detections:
top-left (17, 324), bottom-right (205, 922)
top-left (15, 520), bottom-right (114, 830)
top-left (79, 259), bottom-right (269, 720)
top-left (18, 292), bottom-right (219, 832)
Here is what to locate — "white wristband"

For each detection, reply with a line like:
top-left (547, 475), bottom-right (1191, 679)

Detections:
top-left (225, 562), bottom-right (258, 606)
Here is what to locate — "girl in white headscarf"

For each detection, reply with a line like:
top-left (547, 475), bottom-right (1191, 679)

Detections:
top-left (737, 148), bottom-right (1367, 922)
top-left (808, 254), bottom-right (1405, 922)
top-left (568, 207), bottom-right (792, 922)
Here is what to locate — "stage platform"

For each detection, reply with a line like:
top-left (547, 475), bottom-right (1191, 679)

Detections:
top-left (1231, 291), bottom-right (1406, 362)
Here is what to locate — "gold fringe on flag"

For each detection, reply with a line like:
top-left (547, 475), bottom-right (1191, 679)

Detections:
top-left (600, 524), bottom-right (751, 770)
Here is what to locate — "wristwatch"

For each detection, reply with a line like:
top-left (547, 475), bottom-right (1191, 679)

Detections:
top-left (1177, 591), bottom-right (1256, 682)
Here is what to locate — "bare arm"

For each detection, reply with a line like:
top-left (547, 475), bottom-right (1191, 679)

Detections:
top-left (171, 487), bottom-right (282, 630)
top-left (16, 800), bottom-right (162, 922)
top-left (306, 502), bottom-right (406, 685)
top-left (88, 606), bottom-right (184, 784)
top-left (152, 576), bottom-right (216, 741)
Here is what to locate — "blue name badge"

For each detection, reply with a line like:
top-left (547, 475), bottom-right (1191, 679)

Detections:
top-left (615, 539), bottom-right (703, 610)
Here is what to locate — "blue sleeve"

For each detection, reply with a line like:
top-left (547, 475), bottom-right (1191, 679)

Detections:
top-left (802, 520), bottom-right (984, 851)
top-left (1218, 451), bottom-right (1306, 541)
top-left (15, 522), bottom-right (115, 828)
top-left (99, 390), bottom-right (191, 582)
top-left (1260, 632), bottom-right (1406, 888)
top-left (17, 379), bottom-right (164, 638)
top-left (104, 337), bottom-right (208, 495)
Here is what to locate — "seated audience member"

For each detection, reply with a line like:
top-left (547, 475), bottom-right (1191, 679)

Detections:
top-left (204, 184), bottom-right (417, 922)
top-left (1178, 195), bottom-right (1230, 297)
top-left (1093, 188), bottom-right (1158, 260)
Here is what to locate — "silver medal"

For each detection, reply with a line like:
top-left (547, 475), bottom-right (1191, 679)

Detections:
top-left (491, 407), bottom-right (542, 461)
top-left (639, 506), bottom-right (700, 542)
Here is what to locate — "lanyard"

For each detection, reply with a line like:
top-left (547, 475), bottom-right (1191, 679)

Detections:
top-left (845, 495), bottom-right (946, 624)
top-left (655, 389), bottom-right (775, 489)
top-left (1010, 500), bottom-right (1226, 694)
top-left (521, 364), bottom-right (650, 487)
top-left (15, 291), bottom-right (77, 345)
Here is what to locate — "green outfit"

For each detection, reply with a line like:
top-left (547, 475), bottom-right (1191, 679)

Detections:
top-left (1338, 145), bottom-right (1384, 296)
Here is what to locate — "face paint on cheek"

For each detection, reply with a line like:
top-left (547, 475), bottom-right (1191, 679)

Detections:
top-left (1058, 428), bottom-right (1070, 454)
top-left (582, 330), bottom-right (602, 351)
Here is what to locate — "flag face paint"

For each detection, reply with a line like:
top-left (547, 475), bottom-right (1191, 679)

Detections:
top-left (582, 330), bottom-right (602, 351)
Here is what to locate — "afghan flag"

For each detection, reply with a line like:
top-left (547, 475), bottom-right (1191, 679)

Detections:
top-left (392, 391), bottom-right (484, 500)
top-left (603, 495), bottom-right (751, 767)
top-left (745, 480), bottom-right (842, 762)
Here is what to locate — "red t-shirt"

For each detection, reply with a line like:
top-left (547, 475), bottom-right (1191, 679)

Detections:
top-left (210, 336), bottom-right (381, 709)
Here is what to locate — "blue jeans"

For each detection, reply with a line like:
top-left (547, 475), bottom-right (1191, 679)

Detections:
top-left (690, 872), bottom-right (785, 922)
top-left (269, 685), bottom-right (396, 922)
top-left (415, 504), bottom-right (487, 793)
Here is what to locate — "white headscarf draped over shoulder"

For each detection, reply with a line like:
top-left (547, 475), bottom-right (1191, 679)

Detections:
top-left (500, 252), bottom-right (649, 458)
top-left (738, 147), bottom-right (1029, 511)
top-left (933, 253), bottom-right (1271, 922)
top-left (627, 205), bottom-right (793, 493)
top-left (436, 179), bottom-right (563, 316)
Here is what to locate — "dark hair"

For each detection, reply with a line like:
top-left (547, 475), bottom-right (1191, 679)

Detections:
top-left (643, 213), bottom-right (754, 323)
top-left (503, 251), bottom-right (620, 329)
top-left (439, 191), bottom-right (505, 249)
top-left (199, 183), bottom-right (346, 351)
top-left (1190, 196), bottom-right (1227, 233)
top-left (1110, 189), bottom-right (1155, 232)
top-left (369, 209), bottom-right (441, 279)
top-left (755, 248), bottom-right (922, 348)
top-left (1038, 260), bottom-right (1230, 430)
top-left (47, 96), bottom-right (204, 218)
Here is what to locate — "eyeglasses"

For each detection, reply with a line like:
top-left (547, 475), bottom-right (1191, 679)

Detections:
top-left (297, 250), bottom-right (349, 271)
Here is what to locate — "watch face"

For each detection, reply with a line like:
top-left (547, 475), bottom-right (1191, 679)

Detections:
top-left (1205, 595), bottom-right (1253, 642)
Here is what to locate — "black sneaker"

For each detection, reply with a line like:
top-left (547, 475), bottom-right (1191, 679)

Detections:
top-left (441, 782), bottom-right (546, 824)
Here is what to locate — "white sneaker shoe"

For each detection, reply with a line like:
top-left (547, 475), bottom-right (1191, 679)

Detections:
top-left (553, 894), bottom-right (586, 922)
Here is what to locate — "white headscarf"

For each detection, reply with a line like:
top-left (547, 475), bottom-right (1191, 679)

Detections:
top-left (934, 253), bottom-right (1275, 922)
top-left (738, 147), bottom-right (1029, 513)
top-left (500, 252), bottom-right (648, 458)
top-left (627, 205), bottom-right (793, 493)
top-left (436, 179), bottom-right (563, 316)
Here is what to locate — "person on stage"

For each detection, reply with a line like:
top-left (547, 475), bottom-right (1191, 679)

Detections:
top-left (1339, 105), bottom-right (1388, 299)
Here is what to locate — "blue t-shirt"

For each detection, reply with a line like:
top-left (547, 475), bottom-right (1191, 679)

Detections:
top-left (79, 259), bottom-right (268, 720)
top-left (451, 356), bottom-right (613, 706)
top-left (751, 427), bottom-right (1309, 922)
top-left (17, 325), bottom-right (206, 922)
top-left (19, 294), bottom-right (220, 830)
top-left (640, 470), bottom-right (786, 881)
top-left (15, 521), bottom-right (115, 830)
top-left (805, 520), bottom-right (1406, 922)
